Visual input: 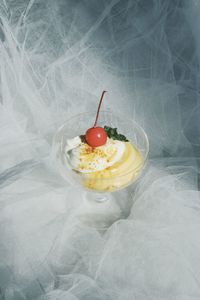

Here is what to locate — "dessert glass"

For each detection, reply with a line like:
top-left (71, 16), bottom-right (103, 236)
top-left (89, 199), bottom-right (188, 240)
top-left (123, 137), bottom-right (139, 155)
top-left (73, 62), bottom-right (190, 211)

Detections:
top-left (52, 111), bottom-right (149, 229)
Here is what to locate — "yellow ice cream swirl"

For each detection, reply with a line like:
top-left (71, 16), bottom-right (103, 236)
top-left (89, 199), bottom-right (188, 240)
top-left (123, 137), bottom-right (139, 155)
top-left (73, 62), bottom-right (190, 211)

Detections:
top-left (76, 139), bottom-right (143, 192)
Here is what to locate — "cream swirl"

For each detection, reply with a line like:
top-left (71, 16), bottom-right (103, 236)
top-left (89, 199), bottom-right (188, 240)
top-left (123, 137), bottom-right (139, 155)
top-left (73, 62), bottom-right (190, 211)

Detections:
top-left (65, 137), bottom-right (125, 173)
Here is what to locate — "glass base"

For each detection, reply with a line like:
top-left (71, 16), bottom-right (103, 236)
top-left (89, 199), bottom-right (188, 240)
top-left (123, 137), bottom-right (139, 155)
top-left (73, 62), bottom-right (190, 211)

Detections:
top-left (75, 191), bottom-right (122, 230)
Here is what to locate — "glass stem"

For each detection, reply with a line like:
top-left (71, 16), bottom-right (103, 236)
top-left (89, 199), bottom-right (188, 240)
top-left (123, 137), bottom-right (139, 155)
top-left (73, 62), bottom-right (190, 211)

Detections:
top-left (83, 191), bottom-right (111, 203)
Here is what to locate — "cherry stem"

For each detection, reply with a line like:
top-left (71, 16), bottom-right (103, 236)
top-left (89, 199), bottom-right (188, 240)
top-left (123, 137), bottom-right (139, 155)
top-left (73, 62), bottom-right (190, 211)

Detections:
top-left (93, 90), bottom-right (107, 127)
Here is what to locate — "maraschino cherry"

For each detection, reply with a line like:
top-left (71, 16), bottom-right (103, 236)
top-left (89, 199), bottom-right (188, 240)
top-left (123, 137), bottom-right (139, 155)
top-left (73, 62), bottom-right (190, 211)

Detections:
top-left (86, 90), bottom-right (108, 147)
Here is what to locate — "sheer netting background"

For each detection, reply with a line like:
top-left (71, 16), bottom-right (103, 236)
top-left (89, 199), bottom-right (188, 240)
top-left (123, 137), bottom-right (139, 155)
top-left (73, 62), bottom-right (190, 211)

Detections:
top-left (0, 0), bottom-right (200, 299)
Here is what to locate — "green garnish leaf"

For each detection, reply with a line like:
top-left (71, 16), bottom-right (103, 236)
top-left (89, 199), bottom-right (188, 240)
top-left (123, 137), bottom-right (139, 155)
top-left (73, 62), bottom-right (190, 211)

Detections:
top-left (104, 126), bottom-right (129, 142)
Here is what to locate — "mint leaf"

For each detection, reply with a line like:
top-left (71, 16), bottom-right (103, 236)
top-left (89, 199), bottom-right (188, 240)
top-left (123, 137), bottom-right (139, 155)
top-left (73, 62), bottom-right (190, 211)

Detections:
top-left (104, 126), bottom-right (129, 142)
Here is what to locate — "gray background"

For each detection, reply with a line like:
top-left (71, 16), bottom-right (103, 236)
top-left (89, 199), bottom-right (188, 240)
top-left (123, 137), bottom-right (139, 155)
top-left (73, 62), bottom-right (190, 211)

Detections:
top-left (0, 0), bottom-right (200, 299)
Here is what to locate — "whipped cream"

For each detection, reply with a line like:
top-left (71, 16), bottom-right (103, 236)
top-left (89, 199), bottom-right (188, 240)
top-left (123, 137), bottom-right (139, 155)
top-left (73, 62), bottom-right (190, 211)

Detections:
top-left (65, 137), bottom-right (125, 173)
top-left (65, 136), bottom-right (82, 152)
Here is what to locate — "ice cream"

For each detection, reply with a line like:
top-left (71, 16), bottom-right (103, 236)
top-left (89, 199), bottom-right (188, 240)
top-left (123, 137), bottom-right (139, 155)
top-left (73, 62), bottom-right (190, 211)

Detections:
top-left (65, 136), bottom-right (143, 191)
top-left (67, 138), bottom-right (125, 172)
top-left (63, 91), bottom-right (145, 191)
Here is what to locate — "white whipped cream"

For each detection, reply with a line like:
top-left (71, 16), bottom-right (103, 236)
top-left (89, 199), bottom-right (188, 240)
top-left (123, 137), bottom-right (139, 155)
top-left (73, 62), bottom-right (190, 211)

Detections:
top-left (65, 137), bottom-right (125, 173)
top-left (65, 136), bottom-right (82, 152)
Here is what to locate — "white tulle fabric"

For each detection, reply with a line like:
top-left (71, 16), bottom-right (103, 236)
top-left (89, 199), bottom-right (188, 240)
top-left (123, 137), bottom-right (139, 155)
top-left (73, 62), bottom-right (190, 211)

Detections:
top-left (0, 1), bottom-right (200, 299)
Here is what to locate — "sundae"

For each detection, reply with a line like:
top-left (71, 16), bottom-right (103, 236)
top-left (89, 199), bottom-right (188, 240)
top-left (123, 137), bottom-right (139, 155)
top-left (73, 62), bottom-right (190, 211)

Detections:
top-left (65, 91), bottom-right (143, 192)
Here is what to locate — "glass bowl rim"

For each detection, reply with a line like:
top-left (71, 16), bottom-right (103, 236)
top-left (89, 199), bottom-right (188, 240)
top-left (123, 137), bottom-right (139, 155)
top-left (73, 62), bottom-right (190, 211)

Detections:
top-left (53, 110), bottom-right (149, 179)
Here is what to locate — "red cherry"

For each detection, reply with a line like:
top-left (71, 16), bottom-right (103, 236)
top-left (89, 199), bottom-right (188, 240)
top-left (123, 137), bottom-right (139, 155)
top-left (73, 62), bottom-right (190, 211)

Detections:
top-left (86, 127), bottom-right (107, 147)
top-left (85, 90), bottom-right (108, 147)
